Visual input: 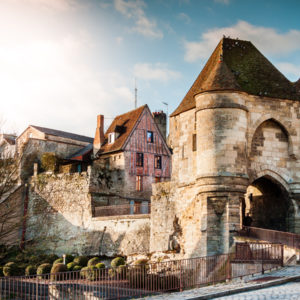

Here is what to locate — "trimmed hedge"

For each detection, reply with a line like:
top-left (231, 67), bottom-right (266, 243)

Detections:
top-left (73, 256), bottom-right (88, 267)
top-left (37, 263), bottom-right (52, 275)
top-left (53, 258), bottom-right (63, 265)
top-left (95, 263), bottom-right (105, 270)
top-left (111, 257), bottom-right (125, 269)
top-left (73, 265), bottom-right (82, 271)
top-left (25, 265), bottom-right (36, 276)
top-left (67, 262), bottom-right (77, 271)
top-left (50, 263), bottom-right (68, 281)
top-left (87, 257), bottom-right (101, 267)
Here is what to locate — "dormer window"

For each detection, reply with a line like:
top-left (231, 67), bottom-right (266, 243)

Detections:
top-left (108, 132), bottom-right (115, 144)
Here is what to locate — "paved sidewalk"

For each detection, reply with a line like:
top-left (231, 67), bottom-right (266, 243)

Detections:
top-left (139, 266), bottom-right (300, 300)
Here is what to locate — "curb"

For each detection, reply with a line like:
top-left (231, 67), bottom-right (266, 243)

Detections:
top-left (187, 275), bottom-right (300, 300)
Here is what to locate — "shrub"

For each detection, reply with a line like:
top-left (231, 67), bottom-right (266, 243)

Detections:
top-left (86, 266), bottom-right (98, 281)
top-left (5, 262), bottom-right (17, 268)
top-left (0, 267), bottom-right (3, 277)
top-left (67, 262), bottom-right (77, 271)
top-left (111, 257), bottom-right (125, 269)
top-left (95, 263), bottom-right (105, 270)
top-left (41, 152), bottom-right (60, 172)
top-left (73, 265), bottom-right (82, 271)
top-left (25, 265), bottom-right (36, 276)
top-left (73, 256), bottom-right (88, 267)
top-left (87, 257), bottom-right (101, 267)
top-left (53, 258), bottom-right (63, 265)
top-left (37, 263), bottom-right (52, 275)
top-left (50, 263), bottom-right (68, 281)
top-left (65, 254), bottom-right (74, 264)
top-left (80, 267), bottom-right (89, 279)
top-left (133, 259), bottom-right (149, 265)
top-left (108, 268), bottom-right (116, 278)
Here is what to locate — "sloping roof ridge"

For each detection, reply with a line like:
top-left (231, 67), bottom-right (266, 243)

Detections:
top-left (30, 125), bottom-right (93, 143)
top-left (112, 104), bottom-right (147, 122)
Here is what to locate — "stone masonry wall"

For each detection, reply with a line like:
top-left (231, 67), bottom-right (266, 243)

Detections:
top-left (151, 91), bottom-right (300, 258)
top-left (26, 171), bottom-right (150, 256)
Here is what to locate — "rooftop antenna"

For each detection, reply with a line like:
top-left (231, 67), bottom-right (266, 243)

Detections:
top-left (134, 78), bottom-right (137, 109)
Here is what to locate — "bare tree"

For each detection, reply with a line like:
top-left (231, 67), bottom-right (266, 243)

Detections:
top-left (0, 139), bottom-right (24, 246)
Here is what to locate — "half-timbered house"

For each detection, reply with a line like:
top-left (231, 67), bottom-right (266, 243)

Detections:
top-left (92, 105), bottom-right (171, 216)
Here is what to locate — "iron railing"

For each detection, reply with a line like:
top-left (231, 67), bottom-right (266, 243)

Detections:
top-left (0, 246), bottom-right (282, 299)
top-left (94, 203), bottom-right (151, 217)
top-left (239, 226), bottom-right (300, 249)
top-left (235, 242), bottom-right (283, 265)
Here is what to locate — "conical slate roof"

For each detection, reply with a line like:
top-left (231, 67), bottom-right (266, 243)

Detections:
top-left (171, 37), bottom-right (300, 117)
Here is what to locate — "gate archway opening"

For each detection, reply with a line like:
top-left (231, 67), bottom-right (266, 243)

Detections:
top-left (243, 176), bottom-right (292, 231)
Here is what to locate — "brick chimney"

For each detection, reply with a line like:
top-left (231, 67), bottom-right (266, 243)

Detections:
top-left (152, 111), bottom-right (167, 140)
top-left (93, 114), bottom-right (105, 155)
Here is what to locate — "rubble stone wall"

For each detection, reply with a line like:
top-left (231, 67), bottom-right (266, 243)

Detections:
top-left (26, 171), bottom-right (150, 256)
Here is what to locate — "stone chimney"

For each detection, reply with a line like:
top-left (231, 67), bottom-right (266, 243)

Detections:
top-left (93, 114), bottom-right (105, 155)
top-left (153, 111), bottom-right (167, 140)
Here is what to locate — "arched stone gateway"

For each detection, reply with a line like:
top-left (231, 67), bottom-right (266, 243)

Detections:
top-left (243, 175), bottom-right (294, 231)
top-left (150, 37), bottom-right (300, 258)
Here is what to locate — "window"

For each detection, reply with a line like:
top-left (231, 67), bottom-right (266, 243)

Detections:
top-left (192, 134), bottom-right (197, 152)
top-left (136, 176), bottom-right (142, 191)
top-left (108, 132), bottom-right (115, 144)
top-left (147, 131), bottom-right (154, 143)
top-left (154, 155), bottom-right (162, 169)
top-left (136, 153), bottom-right (143, 167)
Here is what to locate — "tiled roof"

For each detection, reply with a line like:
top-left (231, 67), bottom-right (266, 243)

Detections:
top-left (171, 37), bottom-right (300, 117)
top-left (67, 143), bottom-right (93, 161)
top-left (3, 134), bottom-right (16, 145)
top-left (99, 105), bottom-right (146, 154)
top-left (30, 125), bottom-right (93, 144)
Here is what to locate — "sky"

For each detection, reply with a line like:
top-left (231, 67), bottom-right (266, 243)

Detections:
top-left (1, 0), bottom-right (300, 137)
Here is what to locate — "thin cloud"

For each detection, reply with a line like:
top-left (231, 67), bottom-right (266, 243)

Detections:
top-left (277, 62), bottom-right (300, 81)
top-left (177, 12), bottom-right (191, 24)
top-left (184, 21), bottom-right (300, 62)
top-left (133, 63), bottom-right (181, 82)
top-left (114, 0), bottom-right (163, 39)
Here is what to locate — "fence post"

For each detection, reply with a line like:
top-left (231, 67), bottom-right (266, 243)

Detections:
top-left (36, 275), bottom-right (39, 300)
top-left (281, 244), bottom-right (284, 267)
top-left (180, 260), bottom-right (183, 292)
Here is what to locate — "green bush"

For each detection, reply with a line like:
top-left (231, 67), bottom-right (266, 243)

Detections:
top-left (73, 265), bottom-right (82, 271)
top-left (111, 257), bottom-right (125, 269)
top-left (108, 268), bottom-right (116, 278)
top-left (73, 256), bottom-right (88, 267)
top-left (80, 266), bottom-right (89, 279)
top-left (5, 262), bottom-right (17, 268)
top-left (41, 152), bottom-right (60, 172)
top-left (25, 265), bottom-right (36, 276)
top-left (0, 267), bottom-right (3, 277)
top-left (50, 263), bottom-right (68, 281)
top-left (53, 258), bottom-right (63, 265)
top-left (65, 254), bottom-right (74, 264)
top-left (87, 257), bottom-right (101, 267)
top-left (95, 263), bottom-right (105, 270)
top-left (133, 259), bottom-right (149, 265)
top-left (37, 263), bottom-right (52, 275)
top-left (86, 266), bottom-right (98, 281)
top-left (67, 262), bottom-right (77, 271)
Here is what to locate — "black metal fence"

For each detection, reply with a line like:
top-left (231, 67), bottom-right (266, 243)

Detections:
top-left (0, 245), bottom-right (283, 299)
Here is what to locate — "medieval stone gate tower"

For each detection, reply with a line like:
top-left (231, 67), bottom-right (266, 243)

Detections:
top-left (150, 37), bottom-right (300, 258)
